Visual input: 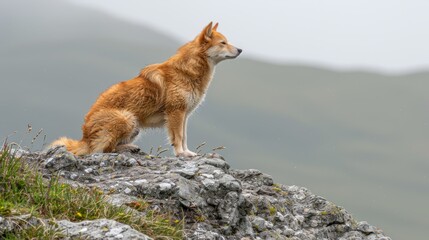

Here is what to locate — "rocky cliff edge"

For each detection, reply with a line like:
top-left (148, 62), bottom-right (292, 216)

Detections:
top-left (1, 147), bottom-right (391, 240)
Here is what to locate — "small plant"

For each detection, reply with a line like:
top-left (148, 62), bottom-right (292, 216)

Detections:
top-left (194, 142), bottom-right (227, 155)
top-left (196, 142), bottom-right (206, 154)
top-left (156, 146), bottom-right (169, 157)
top-left (212, 146), bottom-right (226, 152)
top-left (272, 184), bottom-right (288, 196)
top-left (194, 208), bottom-right (207, 222)
top-left (272, 186), bottom-right (282, 193)
top-left (194, 214), bottom-right (206, 222)
top-left (268, 205), bottom-right (277, 216)
top-left (126, 200), bottom-right (150, 212)
top-left (2, 223), bottom-right (64, 240)
top-left (148, 145), bottom-right (169, 158)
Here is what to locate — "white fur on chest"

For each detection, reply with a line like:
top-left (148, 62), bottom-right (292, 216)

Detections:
top-left (186, 66), bottom-right (215, 113)
top-left (186, 91), bottom-right (206, 113)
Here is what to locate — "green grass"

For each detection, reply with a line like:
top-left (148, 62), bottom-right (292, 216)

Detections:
top-left (0, 145), bottom-right (183, 239)
top-left (1, 223), bottom-right (64, 240)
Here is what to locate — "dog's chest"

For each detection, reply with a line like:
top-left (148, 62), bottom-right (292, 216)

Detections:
top-left (185, 67), bottom-right (214, 113)
top-left (186, 91), bottom-right (206, 113)
top-left (175, 65), bottom-right (214, 113)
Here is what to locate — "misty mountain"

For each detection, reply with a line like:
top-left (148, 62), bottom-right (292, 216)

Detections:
top-left (0, 0), bottom-right (177, 141)
top-left (1, 1), bottom-right (428, 239)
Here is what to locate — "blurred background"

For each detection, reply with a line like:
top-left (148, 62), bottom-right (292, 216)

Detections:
top-left (1, 0), bottom-right (428, 239)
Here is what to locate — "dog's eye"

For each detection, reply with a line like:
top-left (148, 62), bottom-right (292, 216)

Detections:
top-left (220, 41), bottom-right (226, 45)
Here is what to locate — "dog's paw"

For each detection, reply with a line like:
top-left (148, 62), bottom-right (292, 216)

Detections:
top-left (117, 144), bottom-right (140, 153)
top-left (129, 147), bottom-right (141, 154)
top-left (177, 150), bottom-right (197, 158)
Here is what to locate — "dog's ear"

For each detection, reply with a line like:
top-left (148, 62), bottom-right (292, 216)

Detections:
top-left (212, 22), bottom-right (219, 31)
top-left (199, 22), bottom-right (213, 43)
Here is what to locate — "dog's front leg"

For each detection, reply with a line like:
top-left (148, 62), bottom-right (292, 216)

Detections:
top-left (182, 116), bottom-right (197, 157)
top-left (167, 110), bottom-right (196, 158)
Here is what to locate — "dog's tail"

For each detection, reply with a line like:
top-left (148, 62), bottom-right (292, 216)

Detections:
top-left (50, 137), bottom-right (90, 155)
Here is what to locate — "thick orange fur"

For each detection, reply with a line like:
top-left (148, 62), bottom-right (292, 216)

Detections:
top-left (51, 22), bottom-right (242, 157)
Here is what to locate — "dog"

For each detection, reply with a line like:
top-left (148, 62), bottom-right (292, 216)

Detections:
top-left (51, 22), bottom-right (242, 157)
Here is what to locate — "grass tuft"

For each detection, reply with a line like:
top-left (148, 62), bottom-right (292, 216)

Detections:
top-left (2, 223), bottom-right (64, 240)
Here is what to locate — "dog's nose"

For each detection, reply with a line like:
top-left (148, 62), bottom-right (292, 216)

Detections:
top-left (237, 48), bottom-right (242, 54)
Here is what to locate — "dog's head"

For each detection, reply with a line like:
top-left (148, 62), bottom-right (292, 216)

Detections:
top-left (197, 22), bottom-right (242, 64)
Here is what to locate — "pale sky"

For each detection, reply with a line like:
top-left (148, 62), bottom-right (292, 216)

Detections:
top-left (68, 0), bottom-right (429, 73)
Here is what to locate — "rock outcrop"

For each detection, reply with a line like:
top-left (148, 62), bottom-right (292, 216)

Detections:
top-left (15, 147), bottom-right (391, 240)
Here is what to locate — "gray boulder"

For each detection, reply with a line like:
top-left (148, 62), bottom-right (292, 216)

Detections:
top-left (57, 218), bottom-right (152, 240)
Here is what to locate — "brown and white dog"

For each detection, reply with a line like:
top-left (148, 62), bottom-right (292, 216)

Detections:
top-left (51, 22), bottom-right (242, 157)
